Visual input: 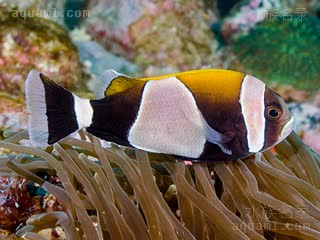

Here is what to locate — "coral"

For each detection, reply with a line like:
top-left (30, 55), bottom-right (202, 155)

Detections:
top-left (0, 7), bottom-right (88, 95)
top-left (84, 0), bottom-right (220, 74)
top-left (217, 45), bottom-right (245, 72)
top-left (0, 154), bottom-right (63, 233)
top-left (0, 177), bottom-right (42, 232)
top-left (0, 229), bottom-right (19, 239)
top-left (215, 0), bottom-right (241, 17)
top-left (84, 0), bottom-right (142, 59)
top-left (219, 0), bottom-right (319, 42)
top-left (314, 91), bottom-right (320, 107)
top-left (0, 0), bottom-right (66, 24)
top-left (303, 131), bottom-right (320, 154)
top-left (270, 83), bottom-right (309, 103)
top-left (74, 40), bottom-right (139, 89)
top-left (0, 130), bottom-right (320, 239)
top-left (233, 15), bottom-right (320, 90)
top-left (289, 103), bottom-right (320, 132)
top-left (288, 103), bottom-right (320, 153)
top-left (221, 0), bottom-right (281, 42)
top-left (0, 0), bottom-right (36, 9)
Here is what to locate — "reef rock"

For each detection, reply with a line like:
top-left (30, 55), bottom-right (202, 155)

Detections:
top-left (84, 0), bottom-right (220, 73)
top-left (233, 15), bottom-right (320, 90)
top-left (0, 174), bottom-right (63, 233)
top-left (0, 0), bottom-right (66, 24)
top-left (221, 0), bottom-right (281, 42)
top-left (270, 83), bottom-right (309, 103)
top-left (288, 103), bottom-right (320, 153)
top-left (75, 40), bottom-right (139, 77)
top-left (74, 40), bottom-right (139, 92)
top-left (0, 177), bottom-right (41, 232)
top-left (220, 0), bottom-right (319, 42)
top-left (0, 7), bottom-right (87, 96)
top-left (0, 94), bottom-right (27, 132)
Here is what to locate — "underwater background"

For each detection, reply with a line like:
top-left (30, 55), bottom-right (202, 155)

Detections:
top-left (0, 0), bottom-right (319, 239)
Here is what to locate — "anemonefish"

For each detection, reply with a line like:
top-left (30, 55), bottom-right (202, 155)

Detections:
top-left (25, 69), bottom-right (294, 161)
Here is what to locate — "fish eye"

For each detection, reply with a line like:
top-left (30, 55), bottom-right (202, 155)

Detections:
top-left (266, 106), bottom-right (282, 120)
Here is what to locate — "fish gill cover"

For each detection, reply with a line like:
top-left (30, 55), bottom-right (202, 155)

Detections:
top-left (0, 130), bottom-right (320, 239)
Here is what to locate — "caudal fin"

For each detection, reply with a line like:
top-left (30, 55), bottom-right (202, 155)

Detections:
top-left (25, 70), bottom-right (93, 147)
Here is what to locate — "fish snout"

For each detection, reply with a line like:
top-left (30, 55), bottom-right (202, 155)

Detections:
top-left (279, 117), bottom-right (294, 141)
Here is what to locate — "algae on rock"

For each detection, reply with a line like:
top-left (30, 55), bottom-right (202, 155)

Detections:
top-left (84, 0), bottom-right (221, 75)
top-left (233, 15), bottom-right (320, 91)
top-left (0, 7), bottom-right (88, 95)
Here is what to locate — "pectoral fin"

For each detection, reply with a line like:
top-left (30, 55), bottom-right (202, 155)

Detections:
top-left (218, 143), bottom-right (233, 155)
top-left (200, 115), bottom-right (235, 155)
top-left (181, 105), bottom-right (235, 155)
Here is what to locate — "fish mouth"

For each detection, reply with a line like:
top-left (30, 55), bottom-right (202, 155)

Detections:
top-left (279, 117), bottom-right (294, 141)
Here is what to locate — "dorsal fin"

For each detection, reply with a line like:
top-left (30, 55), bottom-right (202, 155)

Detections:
top-left (95, 69), bottom-right (141, 98)
top-left (105, 75), bottom-right (141, 97)
top-left (94, 70), bottom-right (125, 98)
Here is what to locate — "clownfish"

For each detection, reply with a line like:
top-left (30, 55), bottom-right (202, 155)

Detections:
top-left (25, 69), bottom-right (294, 161)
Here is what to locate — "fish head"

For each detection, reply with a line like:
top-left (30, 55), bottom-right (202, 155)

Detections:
top-left (262, 86), bottom-right (294, 149)
top-left (238, 74), bottom-right (294, 154)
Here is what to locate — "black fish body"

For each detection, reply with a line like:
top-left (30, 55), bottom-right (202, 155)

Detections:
top-left (25, 69), bottom-right (294, 161)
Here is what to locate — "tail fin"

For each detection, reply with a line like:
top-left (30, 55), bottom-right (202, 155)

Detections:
top-left (25, 70), bottom-right (93, 147)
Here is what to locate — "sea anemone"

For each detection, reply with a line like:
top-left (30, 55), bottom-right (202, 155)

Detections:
top-left (0, 130), bottom-right (319, 239)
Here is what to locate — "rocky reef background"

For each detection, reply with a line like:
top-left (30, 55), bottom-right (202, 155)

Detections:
top-left (0, 0), bottom-right (319, 239)
top-left (0, 0), bottom-right (319, 151)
